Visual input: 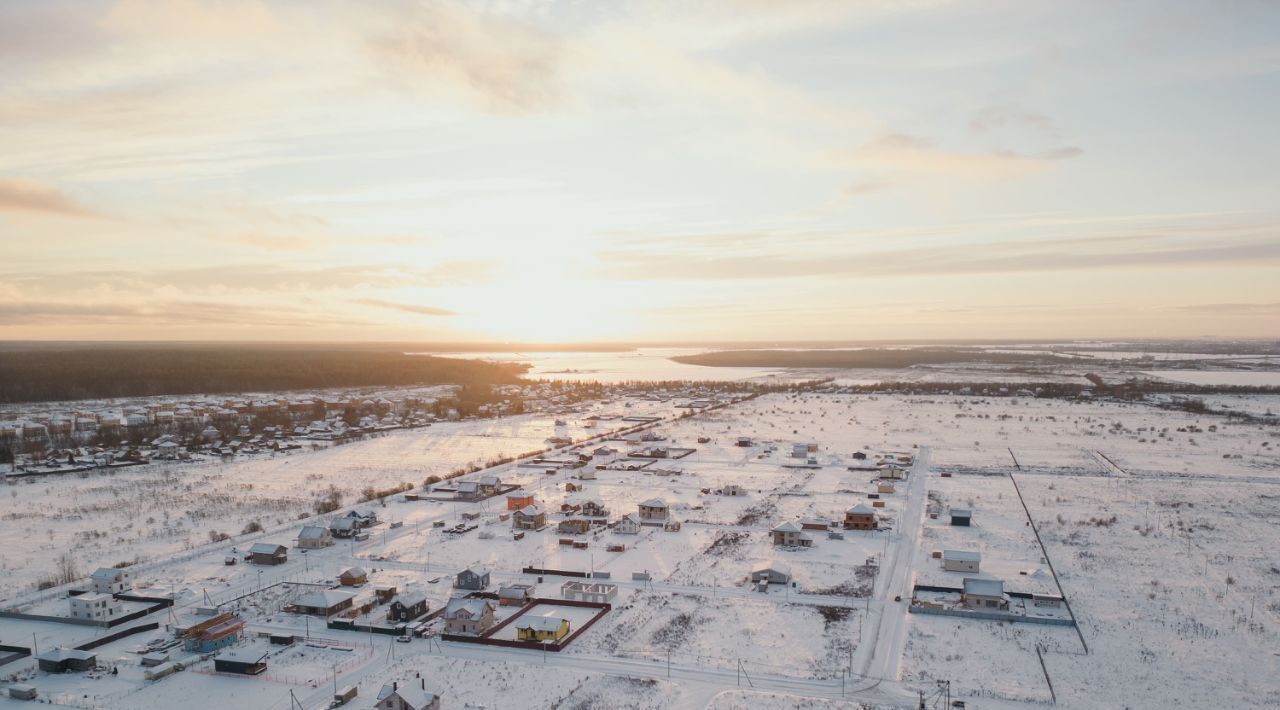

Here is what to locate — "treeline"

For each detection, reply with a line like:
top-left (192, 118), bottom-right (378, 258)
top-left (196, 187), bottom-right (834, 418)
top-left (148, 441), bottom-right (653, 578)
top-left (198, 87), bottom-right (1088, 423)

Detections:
top-left (671, 348), bottom-right (1073, 369)
top-left (0, 346), bottom-right (528, 403)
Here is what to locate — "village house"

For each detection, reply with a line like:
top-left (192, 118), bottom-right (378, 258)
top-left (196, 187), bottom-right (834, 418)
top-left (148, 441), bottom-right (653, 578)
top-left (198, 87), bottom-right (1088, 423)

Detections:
top-left (296, 525), bottom-right (334, 550)
top-left (950, 508), bottom-right (973, 526)
top-left (443, 598), bottom-right (495, 635)
top-left (89, 567), bottom-right (131, 595)
top-left (581, 500), bottom-right (609, 517)
top-left (507, 494), bottom-right (536, 510)
top-left (289, 589), bottom-right (356, 617)
top-left (515, 615), bottom-right (570, 642)
top-left (771, 521), bottom-right (814, 547)
top-left (178, 613), bottom-right (244, 653)
top-left (512, 504), bottom-right (547, 530)
top-left (376, 680), bottom-right (440, 710)
top-left (498, 583), bottom-right (535, 606)
top-left (455, 566), bottom-right (490, 591)
top-left (456, 481), bottom-right (481, 500)
top-left (477, 475), bottom-right (502, 496)
top-left (751, 561), bottom-right (792, 586)
top-left (387, 593), bottom-right (429, 622)
top-left (69, 592), bottom-right (119, 622)
top-left (879, 464), bottom-right (907, 480)
top-left (247, 543), bottom-right (287, 565)
top-left (614, 514), bottom-right (641, 534)
top-left (851, 451), bottom-right (868, 460)
top-left (844, 504), bottom-right (877, 531)
top-left (962, 578), bottom-right (1008, 610)
top-left (877, 481), bottom-right (896, 494)
top-left (720, 484), bottom-right (747, 496)
top-left (638, 498), bottom-right (669, 521)
top-left (344, 509), bottom-right (377, 528)
top-left (736, 437), bottom-right (753, 447)
top-left (942, 550), bottom-right (981, 573)
top-left (339, 567), bottom-right (368, 586)
top-left (792, 442), bottom-right (818, 458)
top-left (330, 517), bottom-right (360, 538)
top-left (799, 517), bottom-right (831, 531)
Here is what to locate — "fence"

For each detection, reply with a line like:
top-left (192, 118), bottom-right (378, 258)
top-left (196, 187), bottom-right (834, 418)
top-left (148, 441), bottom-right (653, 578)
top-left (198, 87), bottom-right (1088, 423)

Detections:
top-left (77, 622), bottom-right (160, 651)
top-left (441, 597), bottom-right (611, 652)
top-left (909, 604), bottom-right (1075, 626)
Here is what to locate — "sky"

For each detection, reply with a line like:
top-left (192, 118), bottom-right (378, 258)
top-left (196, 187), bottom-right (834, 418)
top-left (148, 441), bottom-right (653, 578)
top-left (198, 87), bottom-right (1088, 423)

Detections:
top-left (1, 0), bottom-right (1278, 343)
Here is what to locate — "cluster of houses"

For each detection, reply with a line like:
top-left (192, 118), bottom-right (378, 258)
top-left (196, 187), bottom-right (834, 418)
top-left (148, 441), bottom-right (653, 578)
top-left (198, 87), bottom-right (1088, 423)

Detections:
top-left (505, 494), bottom-right (675, 538)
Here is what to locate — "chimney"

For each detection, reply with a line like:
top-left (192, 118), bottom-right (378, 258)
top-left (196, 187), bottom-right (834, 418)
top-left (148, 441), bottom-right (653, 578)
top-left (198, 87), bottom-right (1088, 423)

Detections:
top-left (392, 681), bottom-right (397, 692)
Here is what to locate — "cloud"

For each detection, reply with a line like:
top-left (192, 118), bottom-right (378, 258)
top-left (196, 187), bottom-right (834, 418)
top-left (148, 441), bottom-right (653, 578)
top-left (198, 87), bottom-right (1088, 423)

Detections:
top-left (2, 263), bottom-right (469, 296)
top-left (851, 133), bottom-right (1082, 178)
top-left (215, 234), bottom-right (314, 252)
top-left (0, 177), bottom-right (98, 217)
top-left (0, 300), bottom-right (365, 328)
top-left (842, 180), bottom-right (891, 198)
top-left (367, 1), bottom-right (564, 113)
top-left (1160, 302), bottom-right (1280, 316)
top-left (594, 229), bottom-right (1280, 280)
top-left (351, 298), bottom-right (457, 317)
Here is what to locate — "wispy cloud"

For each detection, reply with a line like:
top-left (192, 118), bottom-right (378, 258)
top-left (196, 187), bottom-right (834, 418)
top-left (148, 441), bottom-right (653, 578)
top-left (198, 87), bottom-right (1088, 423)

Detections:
top-left (351, 298), bottom-right (457, 317)
top-left (0, 300), bottom-right (366, 328)
top-left (0, 177), bottom-right (98, 218)
top-left (367, 1), bottom-right (564, 114)
top-left (594, 228), bottom-right (1280, 280)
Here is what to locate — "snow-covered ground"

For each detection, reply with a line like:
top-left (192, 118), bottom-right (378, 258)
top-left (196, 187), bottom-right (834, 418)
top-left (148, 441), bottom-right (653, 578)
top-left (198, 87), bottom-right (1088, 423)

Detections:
top-left (1, 389), bottom-right (1277, 709)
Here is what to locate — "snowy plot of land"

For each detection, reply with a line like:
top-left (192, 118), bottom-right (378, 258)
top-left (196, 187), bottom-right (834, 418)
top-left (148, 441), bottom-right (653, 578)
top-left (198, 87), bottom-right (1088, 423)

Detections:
top-left (0, 398), bottom-right (672, 601)
top-left (0, 390), bottom-right (1277, 709)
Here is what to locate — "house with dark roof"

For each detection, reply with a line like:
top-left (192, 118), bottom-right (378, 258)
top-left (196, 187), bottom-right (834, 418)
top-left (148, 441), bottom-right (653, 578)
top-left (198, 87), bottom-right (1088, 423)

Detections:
top-left (455, 566), bottom-right (490, 591)
top-left (247, 543), bottom-right (287, 565)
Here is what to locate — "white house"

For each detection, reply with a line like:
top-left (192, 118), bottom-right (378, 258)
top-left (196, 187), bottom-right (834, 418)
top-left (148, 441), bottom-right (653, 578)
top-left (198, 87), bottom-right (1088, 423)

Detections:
top-left (614, 514), bottom-right (641, 535)
top-left (90, 567), bottom-right (131, 595)
top-left (70, 592), bottom-right (119, 622)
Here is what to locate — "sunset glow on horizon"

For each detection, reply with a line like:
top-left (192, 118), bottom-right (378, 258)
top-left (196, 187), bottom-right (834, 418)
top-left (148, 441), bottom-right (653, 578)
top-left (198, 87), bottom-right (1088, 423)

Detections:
top-left (2, 0), bottom-right (1279, 342)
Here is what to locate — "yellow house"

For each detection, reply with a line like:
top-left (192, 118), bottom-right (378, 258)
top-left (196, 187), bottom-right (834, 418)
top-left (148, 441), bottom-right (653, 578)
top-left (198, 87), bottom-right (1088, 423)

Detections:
top-left (515, 615), bottom-right (570, 642)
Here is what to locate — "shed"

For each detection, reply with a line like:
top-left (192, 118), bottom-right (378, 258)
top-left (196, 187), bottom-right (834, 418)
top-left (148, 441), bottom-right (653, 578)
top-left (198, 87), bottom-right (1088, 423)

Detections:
top-left (214, 647), bottom-right (268, 675)
top-left (942, 550), bottom-right (981, 573)
top-left (36, 648), bottom-right (97, 673)
top-left (950, 509), bottom-right (972, 526)
top-left (339, 567), bottom-right (368, 586)
top-left (9, 684), bottom-right (37, 700)
top-left (498, 583), bottom-right (535, 606)
top-left (750, 561), bottom-right (792, 585)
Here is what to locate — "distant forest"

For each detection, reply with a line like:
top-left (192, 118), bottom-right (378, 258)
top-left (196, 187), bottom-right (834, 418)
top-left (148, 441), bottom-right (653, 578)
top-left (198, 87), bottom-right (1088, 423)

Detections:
top-left (670, 348), bottom-right (1073, 369)
top-left (0, 346), bottom-right (528, 403)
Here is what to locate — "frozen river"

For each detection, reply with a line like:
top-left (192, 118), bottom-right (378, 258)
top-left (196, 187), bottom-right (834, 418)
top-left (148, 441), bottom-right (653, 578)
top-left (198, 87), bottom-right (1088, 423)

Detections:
top-left (420, 348), bottom-right (785, 383)
top-left (1142, 370), bottom-right (1280, 387)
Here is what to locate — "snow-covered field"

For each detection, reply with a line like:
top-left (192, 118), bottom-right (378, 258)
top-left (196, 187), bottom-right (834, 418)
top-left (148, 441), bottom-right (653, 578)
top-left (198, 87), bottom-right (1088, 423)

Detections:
top-left (1, 389), bottom-right (1278, 709)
